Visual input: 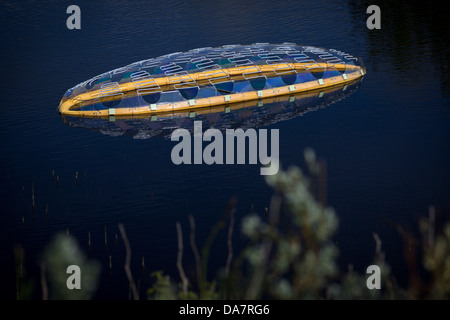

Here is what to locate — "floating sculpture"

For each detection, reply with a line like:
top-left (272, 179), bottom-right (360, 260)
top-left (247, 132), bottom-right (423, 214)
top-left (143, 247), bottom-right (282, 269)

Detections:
top-left (61, 76), bottom-right (363, 139)
top-left (58, 43), bottom-right (365, 117)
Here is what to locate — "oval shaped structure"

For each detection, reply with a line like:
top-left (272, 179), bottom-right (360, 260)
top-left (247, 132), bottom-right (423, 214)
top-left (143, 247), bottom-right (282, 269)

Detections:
top-left (61, 77), bottom-right (363, 139)
top-left (58, 43), bottom-right (366, 117)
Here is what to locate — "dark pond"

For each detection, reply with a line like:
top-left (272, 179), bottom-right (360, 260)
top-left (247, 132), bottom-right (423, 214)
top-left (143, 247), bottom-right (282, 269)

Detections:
top-left (0, 0), bottom-right (449, 299)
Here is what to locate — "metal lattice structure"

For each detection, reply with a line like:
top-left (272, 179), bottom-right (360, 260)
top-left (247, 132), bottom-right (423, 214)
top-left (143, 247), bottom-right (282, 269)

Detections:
top-left (58, 43), bottom-right (365, 117)
top-left (61, 77), bottom-right (363, 139)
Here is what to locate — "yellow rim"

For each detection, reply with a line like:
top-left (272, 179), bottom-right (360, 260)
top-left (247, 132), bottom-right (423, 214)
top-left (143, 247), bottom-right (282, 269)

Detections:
top-left (59, 63), bottom-right (364, 117)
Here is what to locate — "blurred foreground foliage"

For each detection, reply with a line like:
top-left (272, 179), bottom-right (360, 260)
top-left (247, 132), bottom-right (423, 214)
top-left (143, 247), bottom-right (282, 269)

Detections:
top-left (17, 149), bottom-right (449, 299)
top-left (42, 234), bottom-right (101, 300)
top-left (147, 149), bottom-right (450, 300)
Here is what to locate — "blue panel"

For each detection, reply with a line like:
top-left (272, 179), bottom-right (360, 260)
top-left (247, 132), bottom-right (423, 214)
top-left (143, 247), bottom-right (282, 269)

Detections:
top-left (250, 77), bottom-right (266, 90)
top-left (215, 81), bottom-right (234, 95)
top-left (295, 71), bottom-right (316, 83)
top-left (266, 76), bottom-right (286, 88)
top-left (323, 68), bottom-right (341, 78)
top-left (196, 86), bottom-right (218, 99)
top-left (141, 92), bottom-right (161, 104)
top-left (178, 86), bottom-right (199, 100)
top-left (233, 81), bottom-right (254, 93)
top-left (281, 73), bottom-right (297, 85)
top-left (101, 98), bottom-right (122, 109)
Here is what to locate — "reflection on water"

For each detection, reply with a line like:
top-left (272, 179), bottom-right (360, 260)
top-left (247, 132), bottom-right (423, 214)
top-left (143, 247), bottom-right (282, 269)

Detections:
top-left (347, 0), bottom-right (450, 97)
top-left (61, 78), bottom-right (363, 139)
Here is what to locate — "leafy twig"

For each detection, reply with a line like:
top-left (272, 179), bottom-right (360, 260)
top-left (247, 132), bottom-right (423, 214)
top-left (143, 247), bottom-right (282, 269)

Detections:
top-left (245, 195), bottom-right (281, 299)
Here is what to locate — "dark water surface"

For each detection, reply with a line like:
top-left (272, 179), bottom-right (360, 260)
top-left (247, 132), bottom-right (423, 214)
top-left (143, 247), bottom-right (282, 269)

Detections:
top-left (0, 0), bottom-right (449, 299)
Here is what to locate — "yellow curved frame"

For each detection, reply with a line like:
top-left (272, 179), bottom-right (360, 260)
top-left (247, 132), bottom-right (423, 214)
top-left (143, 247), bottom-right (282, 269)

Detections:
top-left (58, 62), bottom-right (365, 117)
